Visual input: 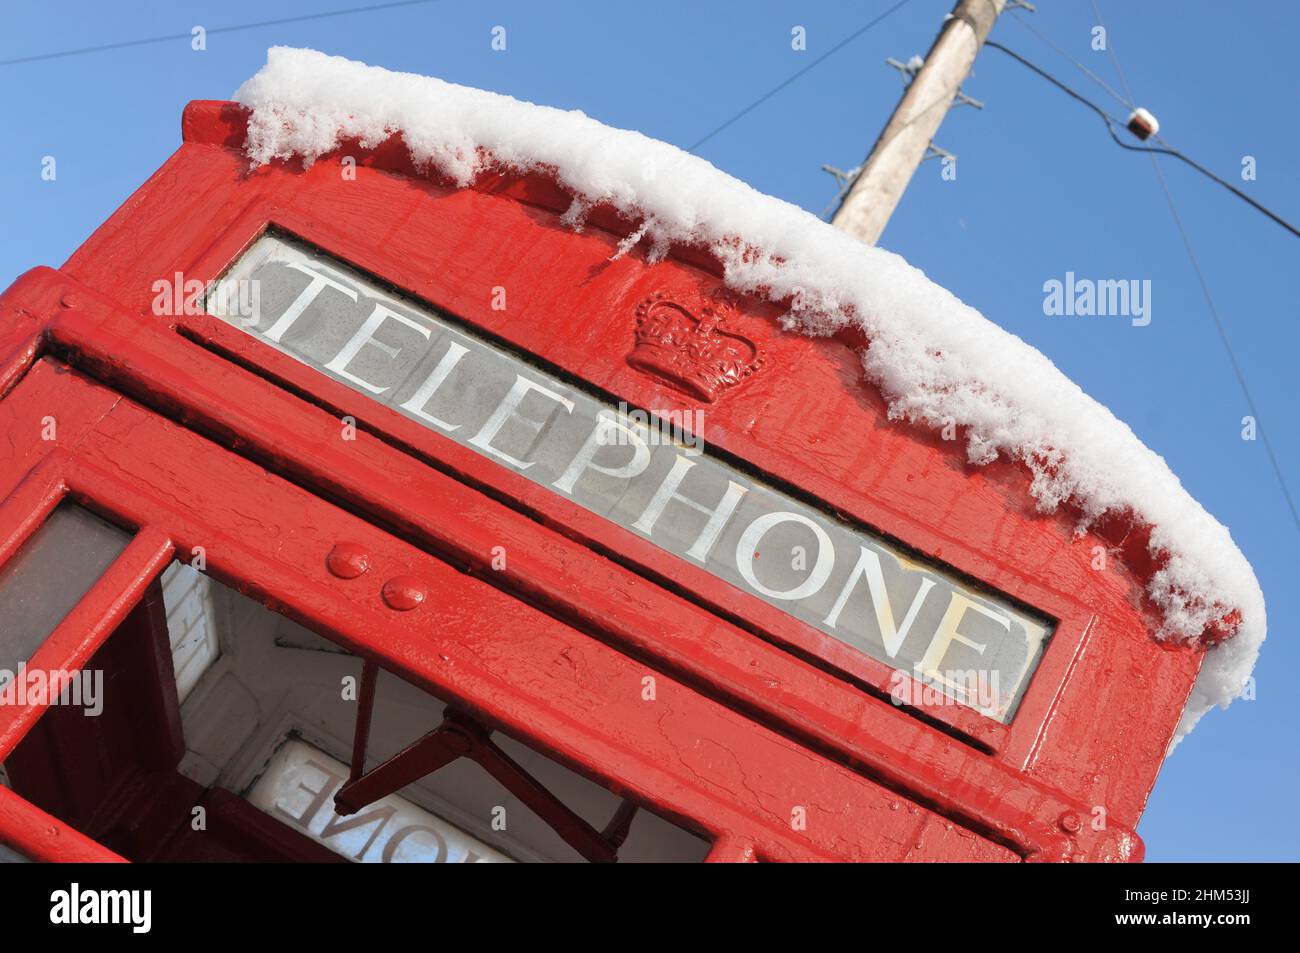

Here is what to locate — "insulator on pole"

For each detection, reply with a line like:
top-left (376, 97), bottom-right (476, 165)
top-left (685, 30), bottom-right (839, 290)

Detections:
top-left (1126, 107), bottom-right (1159, 140)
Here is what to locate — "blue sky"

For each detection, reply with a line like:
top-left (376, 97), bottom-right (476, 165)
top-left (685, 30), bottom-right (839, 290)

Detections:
top-left (2, 1), bottom-right (1295, 862)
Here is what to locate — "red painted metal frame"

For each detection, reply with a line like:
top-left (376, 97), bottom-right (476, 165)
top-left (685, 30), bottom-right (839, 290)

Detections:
top-left (0, 788), bottom-right (125, 863)
top-left (0, 360), bottom-right (1018, 861)
top-left (0, 99), bottom-right (1210, 861)
top-left (0, 418), bottom-right (175, 861)
top-left (7, 271), bottom-right (1142, 861)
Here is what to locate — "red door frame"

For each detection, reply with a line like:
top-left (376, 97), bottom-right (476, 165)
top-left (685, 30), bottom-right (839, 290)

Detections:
top-left (0, 100), bottom-right (1206, 862)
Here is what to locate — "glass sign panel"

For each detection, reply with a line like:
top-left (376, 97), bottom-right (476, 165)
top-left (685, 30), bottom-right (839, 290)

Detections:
top-left (209, 234), bottom-right (1053, 723)
top-left (247, 738), bottom-right (513, 863)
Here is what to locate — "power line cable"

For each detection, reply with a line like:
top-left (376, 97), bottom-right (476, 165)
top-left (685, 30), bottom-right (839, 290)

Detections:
top-left (688, 0), bottom-right (914, 152)
top-left (1146, 157), bottom-right (1300, 535)
top-left (1088, 0), bottom-right (1137, 105)
top-left (995, 12), bottom-right (1299, 536)
top-left (1007, 9), bottom-right (1132, 110)
top-left (984, 40), bottom-right (1300, 241)
top-left (1085, 0), bottom-right (1300, 536)
top-left (0, 0), bottom-right (443, 67)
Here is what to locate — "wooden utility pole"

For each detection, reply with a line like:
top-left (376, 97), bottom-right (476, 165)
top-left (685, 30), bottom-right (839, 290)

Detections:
top-left (831, 0), bottom-right (1006, 244)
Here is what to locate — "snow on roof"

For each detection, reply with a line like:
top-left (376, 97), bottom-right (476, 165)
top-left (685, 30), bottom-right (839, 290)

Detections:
top-left (234, 47), bottom-right (1265, 747)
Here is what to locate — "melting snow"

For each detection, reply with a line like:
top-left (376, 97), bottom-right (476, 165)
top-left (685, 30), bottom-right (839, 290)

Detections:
top-left (234, 47), bottom-right (1265, 747)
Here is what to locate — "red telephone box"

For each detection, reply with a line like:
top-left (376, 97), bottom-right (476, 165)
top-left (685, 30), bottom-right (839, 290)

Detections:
top-left (0, 92), bottom-right (1221, 863)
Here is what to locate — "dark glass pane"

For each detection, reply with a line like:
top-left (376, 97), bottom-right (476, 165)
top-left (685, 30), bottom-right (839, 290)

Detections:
top-left (0, 503), bottom-right (131, 669)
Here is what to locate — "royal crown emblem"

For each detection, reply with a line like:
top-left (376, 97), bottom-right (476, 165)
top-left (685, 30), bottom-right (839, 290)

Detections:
top-left (627, 291), bottom-right (765, 402)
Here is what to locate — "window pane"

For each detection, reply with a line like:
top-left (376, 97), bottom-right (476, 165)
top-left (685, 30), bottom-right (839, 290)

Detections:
top-left (0, 842), bottom-right (30, 863)
top-left (179, 574), bottom-right (711, 863)
top-left (0, 503), bottom-right (131, 670)
top-left (2, 549), bottom-right (711, 862)
top-left (160, 563), bottom-right (220, 704)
